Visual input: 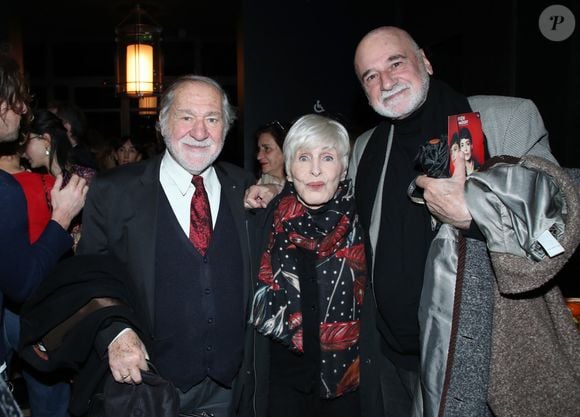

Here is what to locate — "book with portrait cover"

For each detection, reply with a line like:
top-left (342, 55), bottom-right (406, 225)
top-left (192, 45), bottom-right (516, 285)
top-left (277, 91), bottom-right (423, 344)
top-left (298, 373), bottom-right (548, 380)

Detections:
top-left (447, 112), bottom-right (485, 175)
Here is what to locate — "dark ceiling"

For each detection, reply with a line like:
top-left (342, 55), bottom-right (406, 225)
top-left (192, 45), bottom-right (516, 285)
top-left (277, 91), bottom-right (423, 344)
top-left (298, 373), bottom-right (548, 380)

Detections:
top-left (11, 0), bottom-right (241, 43)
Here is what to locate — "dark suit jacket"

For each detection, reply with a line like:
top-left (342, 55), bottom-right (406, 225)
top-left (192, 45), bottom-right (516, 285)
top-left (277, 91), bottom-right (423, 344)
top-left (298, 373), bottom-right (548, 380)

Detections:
top-left (19, 254), bottom-right (145, 416)
top-left (77, 154), bottom-right (258, 415)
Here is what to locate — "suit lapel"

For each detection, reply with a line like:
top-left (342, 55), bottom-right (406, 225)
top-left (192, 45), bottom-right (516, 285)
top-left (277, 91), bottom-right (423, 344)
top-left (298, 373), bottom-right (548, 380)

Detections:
top-left (215, 163), bottom-right (252, 315)
top-left (126, 156), bottom-right (162, 331)
top-left (355, 121), bottom-right (391, 231)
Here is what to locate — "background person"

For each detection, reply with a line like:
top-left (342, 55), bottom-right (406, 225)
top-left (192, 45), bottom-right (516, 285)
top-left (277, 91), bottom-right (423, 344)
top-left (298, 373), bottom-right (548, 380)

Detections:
top-left (254, 120), bottom-right (288, 187)
top-left (48, 101), bottom-right (98, 171)
top-left (24, 109), bottom-right (97, 251)
top-left (111, 135), bottom-right (146, 166)
top-left (24, 109), bottom-right (97, 185)
top-left (0, 140), bottom-right (53, 242)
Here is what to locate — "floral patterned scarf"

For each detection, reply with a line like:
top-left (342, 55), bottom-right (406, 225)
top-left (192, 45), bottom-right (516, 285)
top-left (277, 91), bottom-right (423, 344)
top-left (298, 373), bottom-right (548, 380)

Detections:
top-left (250, 179), bottom-right (367, 398)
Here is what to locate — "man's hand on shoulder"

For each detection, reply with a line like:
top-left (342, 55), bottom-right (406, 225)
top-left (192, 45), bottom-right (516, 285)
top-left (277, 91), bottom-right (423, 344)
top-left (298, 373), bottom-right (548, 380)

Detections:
top-left (415, 151), bottom-right (472, 230)
top-left (50, 174), bottom-right (88, 230)
top-left (244, 183), bottom-right (282, 209)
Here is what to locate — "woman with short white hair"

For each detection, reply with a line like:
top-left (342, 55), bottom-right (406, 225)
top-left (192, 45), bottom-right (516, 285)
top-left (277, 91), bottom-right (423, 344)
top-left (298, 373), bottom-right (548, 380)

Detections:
top-left (250, 114), bottom-right (367, 417)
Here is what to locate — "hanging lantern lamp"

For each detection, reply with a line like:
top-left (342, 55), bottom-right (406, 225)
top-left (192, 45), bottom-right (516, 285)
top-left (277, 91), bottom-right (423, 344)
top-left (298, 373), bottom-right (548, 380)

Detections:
top-left (115, 4), bottom-right (163, 98)
top-left (138, 95), bottom-right (158, 116)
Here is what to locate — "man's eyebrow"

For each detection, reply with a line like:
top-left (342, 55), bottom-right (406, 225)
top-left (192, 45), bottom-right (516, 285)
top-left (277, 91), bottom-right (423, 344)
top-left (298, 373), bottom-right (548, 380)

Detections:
top-left (360, 53), bottom-right (408, 80)
top-left (360, 69), bottom-right (373, 81)
top-left (173, 109), bottom-right (222, 117)
top-left (388, 53), bottom-right (407, 62)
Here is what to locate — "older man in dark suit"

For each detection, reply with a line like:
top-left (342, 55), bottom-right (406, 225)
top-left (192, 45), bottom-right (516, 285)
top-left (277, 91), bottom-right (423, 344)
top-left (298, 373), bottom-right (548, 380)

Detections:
top-left (78, 75), bottom-right (256, 417)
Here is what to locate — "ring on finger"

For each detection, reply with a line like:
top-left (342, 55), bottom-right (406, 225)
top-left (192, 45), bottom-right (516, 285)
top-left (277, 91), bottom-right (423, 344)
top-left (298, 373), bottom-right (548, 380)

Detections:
top-left (121, 374), bottom-right (130, 380)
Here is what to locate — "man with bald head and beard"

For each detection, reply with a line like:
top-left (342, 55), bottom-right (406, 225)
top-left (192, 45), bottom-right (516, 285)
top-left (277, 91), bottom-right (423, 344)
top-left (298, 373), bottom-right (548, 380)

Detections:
top-left (78, 75), bottom-right (257, 417)
top-left (349, 26), bottom-right (557, 417)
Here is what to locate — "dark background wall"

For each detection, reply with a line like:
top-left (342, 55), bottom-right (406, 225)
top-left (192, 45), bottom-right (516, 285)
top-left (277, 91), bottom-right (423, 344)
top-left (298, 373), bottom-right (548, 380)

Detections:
top-left (242, 0), bottom-right (579, 172)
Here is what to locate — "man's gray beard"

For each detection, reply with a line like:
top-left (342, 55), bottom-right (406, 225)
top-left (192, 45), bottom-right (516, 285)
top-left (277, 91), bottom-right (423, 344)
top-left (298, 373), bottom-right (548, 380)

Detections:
top-left (165, 136), bottom-right (225, 175)
top-left (372, 72), bottom-right (430, 120)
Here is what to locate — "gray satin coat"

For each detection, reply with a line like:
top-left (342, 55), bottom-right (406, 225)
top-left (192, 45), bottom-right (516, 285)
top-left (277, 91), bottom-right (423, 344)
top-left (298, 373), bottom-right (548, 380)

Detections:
top-left (419, 156), bottom-right (580, 417)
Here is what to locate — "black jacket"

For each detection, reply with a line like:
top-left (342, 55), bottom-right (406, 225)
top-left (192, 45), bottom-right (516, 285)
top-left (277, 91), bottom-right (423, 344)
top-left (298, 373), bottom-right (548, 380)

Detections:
top-left (75, 156), bottom-right (259, 416)
top-left (18, 254), bottom-right (146, 416)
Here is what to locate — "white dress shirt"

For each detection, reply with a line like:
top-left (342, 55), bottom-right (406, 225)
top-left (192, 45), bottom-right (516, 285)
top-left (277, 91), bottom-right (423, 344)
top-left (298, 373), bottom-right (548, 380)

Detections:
top-left (159, 150), bottom-right (221, 237)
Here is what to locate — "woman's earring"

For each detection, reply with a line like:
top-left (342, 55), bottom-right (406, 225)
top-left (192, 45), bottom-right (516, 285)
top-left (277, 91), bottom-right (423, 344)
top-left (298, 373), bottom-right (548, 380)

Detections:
top-left (45, 148), bottom-right (50, 156)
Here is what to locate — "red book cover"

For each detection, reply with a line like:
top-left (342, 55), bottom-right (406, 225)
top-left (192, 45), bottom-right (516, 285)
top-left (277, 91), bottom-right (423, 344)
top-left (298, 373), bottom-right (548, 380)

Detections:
top-left (447, 112), bottom-right (485, 175)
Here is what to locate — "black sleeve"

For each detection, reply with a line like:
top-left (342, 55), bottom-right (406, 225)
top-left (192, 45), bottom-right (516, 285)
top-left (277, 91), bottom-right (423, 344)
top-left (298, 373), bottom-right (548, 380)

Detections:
top-left (94, 321), bottom-right (133, 358)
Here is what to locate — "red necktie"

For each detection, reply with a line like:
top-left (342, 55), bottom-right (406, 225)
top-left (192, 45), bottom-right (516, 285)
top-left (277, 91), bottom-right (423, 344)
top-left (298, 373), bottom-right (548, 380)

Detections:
top-left (189, 175), bottom-right (212, 255)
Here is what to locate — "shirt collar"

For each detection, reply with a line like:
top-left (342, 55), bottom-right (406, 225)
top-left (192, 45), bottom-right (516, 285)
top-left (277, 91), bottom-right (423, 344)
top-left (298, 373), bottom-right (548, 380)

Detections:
top-left (160, 150), bottom-right (217, 196)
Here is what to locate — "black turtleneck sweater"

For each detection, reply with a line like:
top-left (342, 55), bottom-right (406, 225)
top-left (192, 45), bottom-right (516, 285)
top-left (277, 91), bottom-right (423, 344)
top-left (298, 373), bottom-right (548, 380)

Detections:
top-left (355, 79), bottom-right (471, 370)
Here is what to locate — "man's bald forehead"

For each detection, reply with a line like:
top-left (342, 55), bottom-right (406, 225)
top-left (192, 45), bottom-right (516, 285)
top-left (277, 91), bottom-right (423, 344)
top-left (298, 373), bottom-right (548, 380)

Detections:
top-left (357, 26), bottom-right (416, 51)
